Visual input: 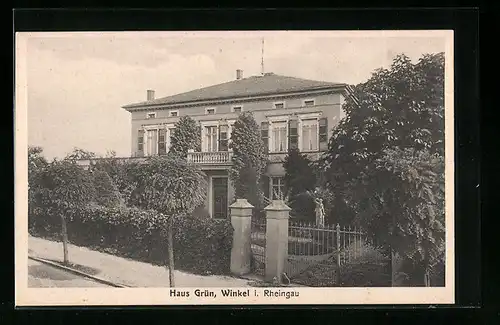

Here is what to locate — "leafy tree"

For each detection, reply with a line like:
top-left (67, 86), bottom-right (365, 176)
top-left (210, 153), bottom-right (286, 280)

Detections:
top-left (129, 155), bottom-right (207, 286)
top-left (169, 116), bottom-right (201, 158)
top-left (28, 146), bottom-right (49, 228)
top-left (283, 148), bottom-right (317, 220)
top-left (90, 169), bottom-right (122, 208)
top-left (229, 112), bottom-right (267, 209)
top-left (65, 147), bottom-right (96, 160)
top-left (321, 53), bottom-right (445, 285)
top-left (40, 159), bottom-right (96, 264)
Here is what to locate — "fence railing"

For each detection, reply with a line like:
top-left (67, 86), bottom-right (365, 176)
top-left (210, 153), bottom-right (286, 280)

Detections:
top-left (285, 221), bottom-right (368, 279)
top-left (187, 151), bottom-right (233, 164)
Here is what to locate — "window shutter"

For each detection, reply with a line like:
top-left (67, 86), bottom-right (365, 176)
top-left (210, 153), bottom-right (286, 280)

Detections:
top-left (158, 128), bottom-right (166, 155)
top-left (261, 121), bottom-right (269, 153)
top-left (137, 129), bottom-right (145, 157)
top-left (219, 125), bottom-right (228, 152)
top-left (288, 119), bottom-right (298, 150)
top-left (319, 117), bottom-right (328, 151)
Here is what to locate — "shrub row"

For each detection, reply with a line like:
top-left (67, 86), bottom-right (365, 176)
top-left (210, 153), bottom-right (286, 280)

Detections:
top-left (29, 204), bottom-right (233, 275)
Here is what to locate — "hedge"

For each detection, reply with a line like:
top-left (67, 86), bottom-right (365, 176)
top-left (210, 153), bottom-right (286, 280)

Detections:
top-left (29, 204), bottom-right (233, 275)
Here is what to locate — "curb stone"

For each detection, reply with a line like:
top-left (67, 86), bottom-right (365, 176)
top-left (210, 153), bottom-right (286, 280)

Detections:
top-left (28, 255), bottom-right (131, 288)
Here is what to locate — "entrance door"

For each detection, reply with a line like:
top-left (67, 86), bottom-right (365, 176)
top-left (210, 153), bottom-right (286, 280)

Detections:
top-left (212, 177), bottom-right (228, 219)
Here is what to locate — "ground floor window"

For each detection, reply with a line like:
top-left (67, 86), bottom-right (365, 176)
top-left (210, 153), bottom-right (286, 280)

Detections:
top-left (270, 176), bottom-right (285, 200)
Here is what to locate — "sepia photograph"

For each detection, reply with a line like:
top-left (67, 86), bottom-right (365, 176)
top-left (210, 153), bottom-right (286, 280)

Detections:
top-left (15, 30), bottom-right (454, 305)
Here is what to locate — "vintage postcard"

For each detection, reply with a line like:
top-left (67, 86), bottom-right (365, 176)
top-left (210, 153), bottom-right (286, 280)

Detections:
top-left (15, 30), bottom-right (454, 306)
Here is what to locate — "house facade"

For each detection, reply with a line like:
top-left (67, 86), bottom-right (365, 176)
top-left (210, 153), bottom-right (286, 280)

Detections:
top-left (121, 70), bottom-right (353, 219)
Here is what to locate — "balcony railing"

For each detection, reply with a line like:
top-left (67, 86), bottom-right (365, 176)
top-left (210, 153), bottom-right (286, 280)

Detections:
top-left (187, 151), bottom-right (233, 165)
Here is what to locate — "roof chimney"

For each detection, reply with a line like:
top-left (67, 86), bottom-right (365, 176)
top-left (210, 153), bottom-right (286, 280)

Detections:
top-left (147, 89), bottom-right (155, 101)
top-left (236, 69), bottom-right (243, 80)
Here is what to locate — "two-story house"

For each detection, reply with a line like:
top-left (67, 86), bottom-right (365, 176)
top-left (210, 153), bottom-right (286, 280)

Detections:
top-left (121, 70), bottom-right (354, 219)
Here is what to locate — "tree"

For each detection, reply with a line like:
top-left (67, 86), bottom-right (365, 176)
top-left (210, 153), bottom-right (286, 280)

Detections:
top-left (321, 53), bottom-right (445, 286)
top-left (229, 112), bottom-right (267, 209)
top-left (169, 116), bottom-right (201, 158)
top-left (40, 159), bottom-right (96, 264)
top-left (28, 146), bottom-right (49, 230)
top-left (65, 147), bottom-right (96, 160)
top-left (130, 155), bottom-right (207, 286)
top-left (90, 169), bottom-right (122, 208)
top-left (283, 148), bottom-right (317, 220)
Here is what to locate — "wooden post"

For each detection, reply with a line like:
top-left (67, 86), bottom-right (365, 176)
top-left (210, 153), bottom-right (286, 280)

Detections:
top-left (336, 223), bottom-right (341, 284)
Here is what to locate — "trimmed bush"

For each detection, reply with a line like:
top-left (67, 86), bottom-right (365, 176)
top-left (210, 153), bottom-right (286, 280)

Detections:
top-left (29, 205), bottom-right (233, 275)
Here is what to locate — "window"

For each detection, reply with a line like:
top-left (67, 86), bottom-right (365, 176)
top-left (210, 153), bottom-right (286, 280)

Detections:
top-left (318, 117), bottom-right (328, 151)
top-left (158, 128), bottom-right (167, 155)
top-left (232, 106), bottom-right (242, 113)
top-left (219, 125), bottom-right (229, 151)
top-left (261, 121), bottom-right (269, 153)
top-left (301, 119), bottom-right (319, 151)
top-left (304, 99), bottom-right (315, 107)
top-left (270, 177), bottom-right (285, 200)
top-left (288, 119), bottom-right (298, 150)
top-left (147, 112), bottom-right (156, 119)
top-left (271, 122), bottom-right (287, 152)
top-left (206, 108), bottom-right (216, 115)
top-left (274, 102), bottom-right (285, 109)
top-left (137, 129), bottom-right (145, 156)
top-left (205, 126), bottom-right (218, 152)
top-left (146, 129), bottom-right (158, 156)
top-left (169, 110), bottom-right (179, 117)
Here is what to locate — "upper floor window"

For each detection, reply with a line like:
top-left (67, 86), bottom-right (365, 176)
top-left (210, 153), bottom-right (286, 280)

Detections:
top-left (205, 126), bottom-right (218, 152)
top-left (301, 119), bottom-right (319, 151)
top-left (219, 124), bottom-right (229, 151)
top-left (201, 123), bottom-right (232, 153)
top-left (303, 99), bottom-right (315, 107)
top-left (146, 129), bottom-right (158, 156)
top-left (147, 112), bottom-right (157, 119)
top-left (261, 116), bottom-right (329, 154)
top-left (232, 105), bottom-right (243, 113)
top-left (137, 125), bottom-right (176, 157)
top-left (169, 110), bottom-right (179, 117)
top-left (206, 108), bottom-right (216, 115)
top-left (271, 121), bottom-right (288, 153)
top-left (273, 102), bottom-right (285, 109)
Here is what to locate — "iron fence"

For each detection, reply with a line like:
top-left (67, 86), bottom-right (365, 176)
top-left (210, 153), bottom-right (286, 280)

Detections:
top-left (285, 221), bottom-right (368, 282)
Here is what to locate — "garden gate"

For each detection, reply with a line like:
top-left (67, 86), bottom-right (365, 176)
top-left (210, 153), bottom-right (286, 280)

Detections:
top-left (250, 219), bottom-right (266, 276)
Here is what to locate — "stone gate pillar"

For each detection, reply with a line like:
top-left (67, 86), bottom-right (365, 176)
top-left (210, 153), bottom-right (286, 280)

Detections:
top-left (264, 200), bottom-right (291, 283)
top-left (229, 199), bottom-right (254, 276)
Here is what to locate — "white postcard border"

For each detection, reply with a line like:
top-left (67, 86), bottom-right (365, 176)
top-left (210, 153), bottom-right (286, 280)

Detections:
top-left (15, 30), bottom-right (455, 306)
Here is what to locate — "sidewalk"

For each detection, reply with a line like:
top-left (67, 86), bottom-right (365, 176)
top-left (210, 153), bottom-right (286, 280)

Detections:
top-left (28, 236), bottom-right (252, 288)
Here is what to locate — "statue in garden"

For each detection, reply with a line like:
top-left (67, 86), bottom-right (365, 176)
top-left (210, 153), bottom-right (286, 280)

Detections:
top-left (314, 196), bottom-right (325, 228)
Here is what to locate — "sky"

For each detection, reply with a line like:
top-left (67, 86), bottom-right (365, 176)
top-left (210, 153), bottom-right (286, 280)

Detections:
top-left (23, 31), bottom-right (448, 160)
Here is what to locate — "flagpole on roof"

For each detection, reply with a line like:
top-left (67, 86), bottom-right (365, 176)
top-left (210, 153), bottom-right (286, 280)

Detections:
top-left (261, 38), bottom-right (265, 75)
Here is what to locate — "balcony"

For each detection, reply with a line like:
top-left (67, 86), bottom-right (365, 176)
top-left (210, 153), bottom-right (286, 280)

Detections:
top-left (187, 151), bottom-right (233, 166)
